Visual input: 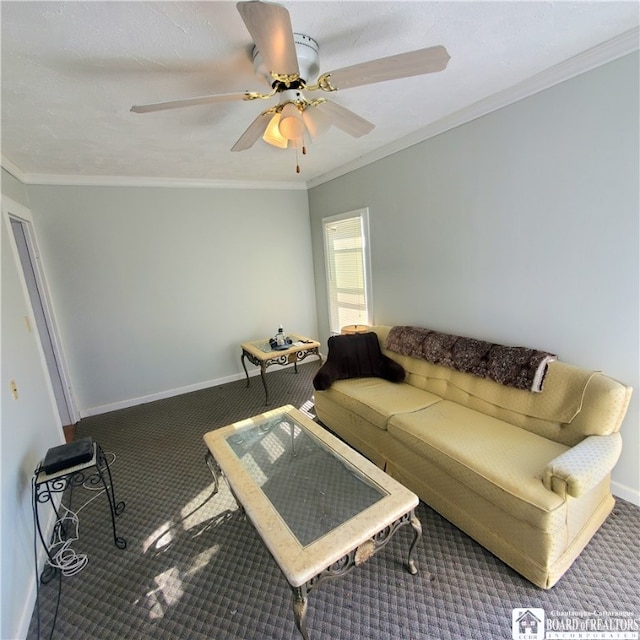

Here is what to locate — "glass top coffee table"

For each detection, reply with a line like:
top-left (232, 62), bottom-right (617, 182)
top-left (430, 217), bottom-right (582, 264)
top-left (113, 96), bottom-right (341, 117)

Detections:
top-left (203, 405), bottom-right (422, 639)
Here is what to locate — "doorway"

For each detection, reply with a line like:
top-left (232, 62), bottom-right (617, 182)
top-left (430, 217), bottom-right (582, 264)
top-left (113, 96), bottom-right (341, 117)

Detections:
top-left (6, 206), bottom-right (77, 426)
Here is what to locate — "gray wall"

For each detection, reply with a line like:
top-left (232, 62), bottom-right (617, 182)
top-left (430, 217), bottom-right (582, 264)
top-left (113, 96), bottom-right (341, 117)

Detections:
top-left (27, 185), bottom-right (316, 414)
top-left (308, 53), bottom-right (639, 502)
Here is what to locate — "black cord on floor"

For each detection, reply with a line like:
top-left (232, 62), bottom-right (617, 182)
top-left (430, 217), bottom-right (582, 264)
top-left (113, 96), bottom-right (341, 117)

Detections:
top-left (32, 471), bottom-right (63, 640)
top-left (49, 571), bottom-right (62, 640)
top-left (31, 473), bottom-right (41, 640)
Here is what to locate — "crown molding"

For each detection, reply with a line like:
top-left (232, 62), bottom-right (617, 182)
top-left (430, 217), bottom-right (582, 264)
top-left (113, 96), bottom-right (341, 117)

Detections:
top-left (0, 162), bottom-right (307, 191)
top-left (307, 27), bottom-right (640, 189)
top-left (1, 156), bottom-right (29, 183)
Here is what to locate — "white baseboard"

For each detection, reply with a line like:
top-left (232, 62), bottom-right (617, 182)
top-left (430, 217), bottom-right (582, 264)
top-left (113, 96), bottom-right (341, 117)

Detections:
top-left (81, 367), bottom-right (277, 418)
top-left (611, 480), bottom-right (640, 507)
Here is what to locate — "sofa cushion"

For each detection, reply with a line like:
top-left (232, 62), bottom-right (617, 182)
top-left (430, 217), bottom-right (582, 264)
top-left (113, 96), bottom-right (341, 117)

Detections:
top-left (388, 401), bottom-right (569, 529)
top-left (313, 332), bottom-right (405, 391)
top-left (319, 379), bottom-right (441, 430)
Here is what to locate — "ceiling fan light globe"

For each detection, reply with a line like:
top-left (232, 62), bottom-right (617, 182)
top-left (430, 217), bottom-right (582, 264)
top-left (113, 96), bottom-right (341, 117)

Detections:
top-left (279, 117), bottom-right (305, 140)
top-left (263, 113), bottom-right (288, 148)
top-left (278, 103), bottom-right (305, 140)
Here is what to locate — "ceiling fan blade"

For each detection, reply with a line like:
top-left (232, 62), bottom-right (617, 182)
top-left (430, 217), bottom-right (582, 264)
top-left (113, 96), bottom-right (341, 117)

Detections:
top-left (323, 45), bottom-right (450, 91)
top-left (237, 1), bottom-right (299, 77)
top-left (231, 111), bottom-right (273, 151)
top-left (315, 101), bottom-right (375, 138)
top-left (131, 92), bottom-right (250, 114)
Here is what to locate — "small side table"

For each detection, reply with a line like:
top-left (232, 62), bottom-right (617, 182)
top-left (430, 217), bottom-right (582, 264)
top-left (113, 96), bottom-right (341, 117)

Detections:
top-left (33, 442), bottom-right (126, 581)
top-left (241, 333), bottom-right (322, 404)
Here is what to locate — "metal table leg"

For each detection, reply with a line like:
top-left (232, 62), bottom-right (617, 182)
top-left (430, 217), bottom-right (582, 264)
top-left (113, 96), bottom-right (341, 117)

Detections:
top-left (259, 363), bottom-right (269, 404)
top-left (240, 348), bottom-right (270, 404)
top-left (407, 513), bottom-right (422, 575)
top-left (241, 350), bottom-right (250, 387)
top-left (287, 509), bottom-right (422, 638)
top-left (94, 444), bottom-right (127, 549)
top-left (292, 586), bottom-right (310, 640)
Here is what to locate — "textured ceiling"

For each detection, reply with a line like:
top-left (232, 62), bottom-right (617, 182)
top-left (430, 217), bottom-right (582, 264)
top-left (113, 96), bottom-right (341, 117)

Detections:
top-left (1, 1), bottom-right (639, 187)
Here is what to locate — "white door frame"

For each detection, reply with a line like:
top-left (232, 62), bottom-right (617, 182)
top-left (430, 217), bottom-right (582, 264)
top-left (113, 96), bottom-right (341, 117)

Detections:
top-left (2, 196), bottom-right (79, 425)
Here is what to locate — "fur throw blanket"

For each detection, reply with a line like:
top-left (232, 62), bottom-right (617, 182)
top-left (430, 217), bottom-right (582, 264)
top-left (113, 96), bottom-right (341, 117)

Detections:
top-left (385, 326), bottom-right (556, 392)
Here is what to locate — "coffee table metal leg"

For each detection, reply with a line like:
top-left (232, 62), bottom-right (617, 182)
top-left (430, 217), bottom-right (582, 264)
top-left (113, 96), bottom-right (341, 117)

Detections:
top-left (205, 452), bottom-right (246, 517)
top-left (241, 351), bottom-right (250, 387)
top-left (407, 513), bottom-right (422, 575)
top-left (260, 364), bottom-right (269, 404)
top-left (286, 510), bottom-right (421, 638)
top-left (292, 586), bottom-right (310, 640)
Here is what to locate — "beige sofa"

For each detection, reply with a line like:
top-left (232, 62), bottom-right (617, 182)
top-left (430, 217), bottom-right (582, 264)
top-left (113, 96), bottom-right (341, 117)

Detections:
top-left (313, 325), bottom-right (632, 588)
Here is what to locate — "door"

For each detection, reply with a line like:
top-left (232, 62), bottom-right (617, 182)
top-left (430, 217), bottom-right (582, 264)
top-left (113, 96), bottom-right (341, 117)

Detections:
top-left (8, 211), bottom-right (77, 425)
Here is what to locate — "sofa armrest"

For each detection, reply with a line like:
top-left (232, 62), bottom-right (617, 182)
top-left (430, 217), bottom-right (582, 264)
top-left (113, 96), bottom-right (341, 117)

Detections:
top-left (543, 433), bottom-right (622, 498)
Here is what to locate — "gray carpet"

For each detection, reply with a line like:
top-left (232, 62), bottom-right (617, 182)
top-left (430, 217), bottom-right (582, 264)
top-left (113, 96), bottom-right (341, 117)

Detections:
top-left (28, 362), bottom-right (640, 640)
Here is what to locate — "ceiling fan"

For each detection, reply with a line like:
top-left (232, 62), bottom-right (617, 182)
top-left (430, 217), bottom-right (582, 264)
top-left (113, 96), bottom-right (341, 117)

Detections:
top-left (131, 0), bottom-right (450, 172)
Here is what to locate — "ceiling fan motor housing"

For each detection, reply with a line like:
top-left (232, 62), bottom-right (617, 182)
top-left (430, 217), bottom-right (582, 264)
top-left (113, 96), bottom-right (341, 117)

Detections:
top-left (252, 33), bottom-right (320, 87)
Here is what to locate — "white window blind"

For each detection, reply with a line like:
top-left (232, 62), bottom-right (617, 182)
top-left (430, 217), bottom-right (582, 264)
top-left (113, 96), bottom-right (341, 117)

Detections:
top-left (323, 209), bottom-right (372, 334)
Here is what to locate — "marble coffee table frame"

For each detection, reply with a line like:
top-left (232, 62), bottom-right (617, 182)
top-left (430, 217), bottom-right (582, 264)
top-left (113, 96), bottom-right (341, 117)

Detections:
top-left (203, 405), bottom-right (422, 640)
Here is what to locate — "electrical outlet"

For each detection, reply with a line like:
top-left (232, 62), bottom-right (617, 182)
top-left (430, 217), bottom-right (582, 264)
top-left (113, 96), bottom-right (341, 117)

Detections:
top-left (9, 380), bottom-right (19, 400)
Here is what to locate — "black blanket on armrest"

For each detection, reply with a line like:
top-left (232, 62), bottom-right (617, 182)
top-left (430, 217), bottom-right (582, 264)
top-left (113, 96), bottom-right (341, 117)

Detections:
top-left (313, 332), bottom-right (405, 391)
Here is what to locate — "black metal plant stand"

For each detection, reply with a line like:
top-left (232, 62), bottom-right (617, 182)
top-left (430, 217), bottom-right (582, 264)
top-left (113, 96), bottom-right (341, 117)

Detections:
top-left (33, 442), bottom-right (126, 582)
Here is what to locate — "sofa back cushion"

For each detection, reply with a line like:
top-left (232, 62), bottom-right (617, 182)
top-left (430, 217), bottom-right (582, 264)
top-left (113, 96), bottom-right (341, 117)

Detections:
top-left (372, 326), bottom-right (632, 446)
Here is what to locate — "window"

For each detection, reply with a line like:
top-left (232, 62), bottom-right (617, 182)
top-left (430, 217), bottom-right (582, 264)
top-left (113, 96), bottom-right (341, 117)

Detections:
top-left (322, 208), bottom-right (372, 334)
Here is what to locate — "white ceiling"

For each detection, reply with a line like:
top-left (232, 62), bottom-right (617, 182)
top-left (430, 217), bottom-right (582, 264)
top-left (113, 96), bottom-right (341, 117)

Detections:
top-left (1, 1), bottom-right (638, 188)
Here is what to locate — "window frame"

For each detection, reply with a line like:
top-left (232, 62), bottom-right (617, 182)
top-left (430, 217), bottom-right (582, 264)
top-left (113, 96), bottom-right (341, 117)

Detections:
top-left (322, 207), bottom-right (373, 335)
